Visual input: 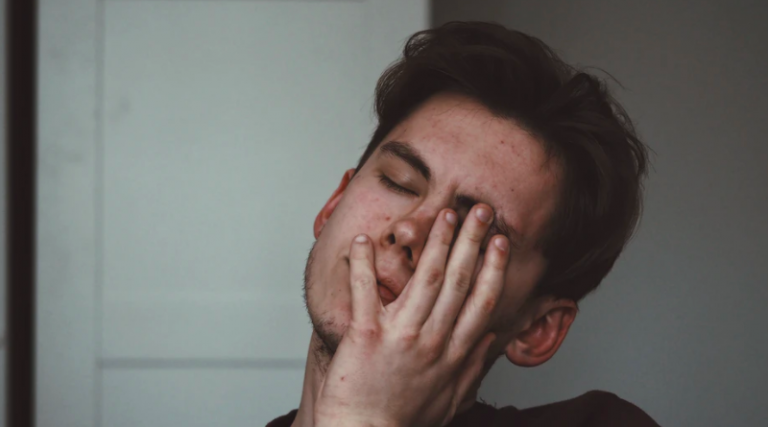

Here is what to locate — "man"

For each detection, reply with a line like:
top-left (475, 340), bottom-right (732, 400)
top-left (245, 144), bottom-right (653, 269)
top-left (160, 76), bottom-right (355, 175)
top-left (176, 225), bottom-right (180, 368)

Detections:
top-left (269, 21), bottom-right (659, 427)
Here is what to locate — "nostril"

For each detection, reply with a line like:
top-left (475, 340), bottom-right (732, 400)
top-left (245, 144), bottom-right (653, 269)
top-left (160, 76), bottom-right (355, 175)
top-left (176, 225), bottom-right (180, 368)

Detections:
top-left (387, 234), bottom-right (395, 245)
top-left (405, 247), bottom-right (413, 261)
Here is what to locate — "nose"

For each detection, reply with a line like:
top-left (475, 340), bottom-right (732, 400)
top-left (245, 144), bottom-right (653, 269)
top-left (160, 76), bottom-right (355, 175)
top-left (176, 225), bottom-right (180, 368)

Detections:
top-left (380, 211), bottom-right (437, 270)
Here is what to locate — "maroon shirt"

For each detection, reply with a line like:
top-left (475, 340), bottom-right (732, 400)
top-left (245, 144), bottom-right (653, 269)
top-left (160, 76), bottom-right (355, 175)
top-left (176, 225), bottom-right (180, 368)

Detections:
top-left (266, 391), bottom-right (660, 427)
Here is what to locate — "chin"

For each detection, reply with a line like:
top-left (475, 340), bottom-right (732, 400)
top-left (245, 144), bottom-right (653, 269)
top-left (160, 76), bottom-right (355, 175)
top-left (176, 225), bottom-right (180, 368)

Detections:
top-left (306, 297), bottom-right (351, 358)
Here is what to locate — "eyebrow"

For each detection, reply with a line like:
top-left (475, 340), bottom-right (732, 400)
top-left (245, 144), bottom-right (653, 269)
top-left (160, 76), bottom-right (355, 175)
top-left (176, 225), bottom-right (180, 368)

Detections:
top-left (378, 140), bottom-right (525, 249)
top-left (379, 140), bottom-right (432, 181)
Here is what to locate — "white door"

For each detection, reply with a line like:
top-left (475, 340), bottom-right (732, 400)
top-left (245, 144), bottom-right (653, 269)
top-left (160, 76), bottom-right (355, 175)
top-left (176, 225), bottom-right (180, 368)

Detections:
top-left (36, 1), bottom-right (427, 426)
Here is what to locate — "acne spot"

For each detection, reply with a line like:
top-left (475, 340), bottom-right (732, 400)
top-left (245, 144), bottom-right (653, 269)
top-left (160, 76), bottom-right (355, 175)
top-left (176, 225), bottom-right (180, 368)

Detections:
top-left (500, 139), bottom-right (505, 144)
top-left (340, 376), bottom-right (345, 382)
top-left (385, 216), bottom-right (391, 221)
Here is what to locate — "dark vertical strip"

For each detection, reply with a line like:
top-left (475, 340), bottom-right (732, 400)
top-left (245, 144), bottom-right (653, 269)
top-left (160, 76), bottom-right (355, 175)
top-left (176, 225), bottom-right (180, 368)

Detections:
top-left (6, 0), bottom-right (37, 426)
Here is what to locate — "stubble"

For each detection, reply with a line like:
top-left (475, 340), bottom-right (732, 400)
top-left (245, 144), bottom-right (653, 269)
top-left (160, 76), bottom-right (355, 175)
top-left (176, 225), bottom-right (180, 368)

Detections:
top-left (303, 241), bottom-right (344, 364)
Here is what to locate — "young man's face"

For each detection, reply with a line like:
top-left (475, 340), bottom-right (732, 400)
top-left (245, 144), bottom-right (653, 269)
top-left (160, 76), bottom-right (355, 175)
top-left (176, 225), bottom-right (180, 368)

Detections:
top-left (304, 92), bottom-right (562, 354)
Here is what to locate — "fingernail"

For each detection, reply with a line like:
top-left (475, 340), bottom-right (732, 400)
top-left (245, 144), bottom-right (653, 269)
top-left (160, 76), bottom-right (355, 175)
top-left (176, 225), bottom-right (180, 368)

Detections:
top-left (494, 236), bottom-right (508, 251)
top-left (445, 211), bottom-right (457, 225)
top-left (476, 207), bottom-right (492, 223)
top-left (355, 234), bottom-right (368, 243)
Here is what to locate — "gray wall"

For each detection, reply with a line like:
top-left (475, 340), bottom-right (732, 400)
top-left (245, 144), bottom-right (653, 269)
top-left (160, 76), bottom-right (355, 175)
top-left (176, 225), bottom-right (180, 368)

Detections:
top-left (434, 1), bottom-right (768, 426)
top-left (34, 2), bottom-right (428, 426)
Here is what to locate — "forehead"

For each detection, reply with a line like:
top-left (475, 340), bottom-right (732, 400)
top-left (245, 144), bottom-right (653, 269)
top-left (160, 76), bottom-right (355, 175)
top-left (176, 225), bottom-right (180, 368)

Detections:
top-left (377, 93), bottom-right (562, 245)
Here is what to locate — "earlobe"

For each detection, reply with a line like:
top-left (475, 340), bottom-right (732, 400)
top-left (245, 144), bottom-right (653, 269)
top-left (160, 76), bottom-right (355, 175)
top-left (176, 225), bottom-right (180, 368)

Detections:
top-left (313, 168), bottom-right (357, 239)
top-left (504, 299), bottom-right (577, 367)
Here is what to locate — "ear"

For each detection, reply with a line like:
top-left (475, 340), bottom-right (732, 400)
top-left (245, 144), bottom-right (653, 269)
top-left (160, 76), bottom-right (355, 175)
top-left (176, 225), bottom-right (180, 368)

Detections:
top-left (313, 168), bottom-right (357, 239)
top-left (504, 298), bottom-right (578, 367)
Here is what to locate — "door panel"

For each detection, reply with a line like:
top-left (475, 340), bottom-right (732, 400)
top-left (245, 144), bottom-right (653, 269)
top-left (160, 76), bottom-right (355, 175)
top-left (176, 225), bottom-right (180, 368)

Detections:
top-left (101, 0), bottom-right (369, 360)
top-left (37, 0), bottom-right (426, 426)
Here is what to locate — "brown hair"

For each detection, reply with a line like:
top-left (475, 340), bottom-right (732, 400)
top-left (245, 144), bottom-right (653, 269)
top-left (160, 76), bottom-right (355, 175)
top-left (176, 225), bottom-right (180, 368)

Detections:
top-left (355, 21), bottom-right (649, 302)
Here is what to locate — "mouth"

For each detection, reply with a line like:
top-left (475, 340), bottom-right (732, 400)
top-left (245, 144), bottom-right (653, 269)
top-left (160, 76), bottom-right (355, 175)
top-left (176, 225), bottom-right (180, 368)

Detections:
top-left (377, 280), bottom-right (397, 305)
top-left (344, 256), bottom-right (400, 305)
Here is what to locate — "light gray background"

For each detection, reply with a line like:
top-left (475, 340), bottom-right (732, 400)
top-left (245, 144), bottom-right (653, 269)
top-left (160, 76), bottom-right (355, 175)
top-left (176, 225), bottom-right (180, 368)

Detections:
top-left (35, 1), bottom-right (428, 427)
top-left (434, 1), bottom-right (768, 426)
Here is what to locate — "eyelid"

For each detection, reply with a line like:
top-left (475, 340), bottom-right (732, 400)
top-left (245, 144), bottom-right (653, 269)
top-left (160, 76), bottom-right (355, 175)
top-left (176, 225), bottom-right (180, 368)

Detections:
top-left (378, 173), bottom-right (418, 196)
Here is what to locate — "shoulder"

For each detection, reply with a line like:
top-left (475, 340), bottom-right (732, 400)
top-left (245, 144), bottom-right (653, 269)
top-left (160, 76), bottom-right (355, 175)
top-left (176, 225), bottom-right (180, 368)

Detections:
top-left (574, 390), bottom-right (660, 426)
top-left (518, 390), bottom-right (660, 427)
top-left (265, 409), bottom-right (298, 427)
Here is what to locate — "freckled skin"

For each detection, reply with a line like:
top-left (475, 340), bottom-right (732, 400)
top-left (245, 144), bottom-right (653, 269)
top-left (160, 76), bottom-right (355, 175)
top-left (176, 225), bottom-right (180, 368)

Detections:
top-left (305, 93), bottom-right (562, 353)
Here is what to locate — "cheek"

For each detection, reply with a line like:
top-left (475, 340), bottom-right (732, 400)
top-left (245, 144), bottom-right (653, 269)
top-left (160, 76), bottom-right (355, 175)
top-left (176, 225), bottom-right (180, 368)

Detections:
top-left (316, 188), bottom-right (397, 264)
top-left (341, 187), bottom-right (398, 230)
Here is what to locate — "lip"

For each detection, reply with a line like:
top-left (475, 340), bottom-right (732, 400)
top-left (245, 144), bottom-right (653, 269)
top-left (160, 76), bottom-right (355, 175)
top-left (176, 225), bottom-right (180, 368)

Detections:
top-left (345, 256), bottom-right (402, 305)
top-left (377, 280), bottom-right (397, 305)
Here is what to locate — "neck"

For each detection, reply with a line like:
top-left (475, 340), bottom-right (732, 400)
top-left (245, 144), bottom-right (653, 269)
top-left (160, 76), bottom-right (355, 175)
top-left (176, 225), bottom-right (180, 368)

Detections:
top-left (290, 331), bottom-right (483, 427)
top-left (291, 332), bottom-right (333, 427)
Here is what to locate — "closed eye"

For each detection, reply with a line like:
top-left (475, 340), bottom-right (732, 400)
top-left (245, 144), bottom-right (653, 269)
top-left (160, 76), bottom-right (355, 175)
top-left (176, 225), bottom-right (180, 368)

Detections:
top-left (378, 174), bottom-right (418, 196)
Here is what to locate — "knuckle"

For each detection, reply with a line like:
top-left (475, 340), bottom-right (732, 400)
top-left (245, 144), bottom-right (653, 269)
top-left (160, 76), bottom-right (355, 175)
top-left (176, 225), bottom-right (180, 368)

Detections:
top-left (467, 289), bottom-right (498, 317)
top-left (352, 275), bottom-right (375, 289)
top-left (448, 268), bottom-right (472, 293)
top-left (446, 343), bottom-right (468, 365)
top-left (478, 296), bottom-right (498, 315)
top-left (465, 229), bottom-right (485, 244)
top-left (423, 347), bottom-right (442, 364)
top-left (395, 327), bottom-right (421, 347)
top-left (350, 322), bottom-right (381, 342)
top-left (424, 267), bottom-right (444, 287)
top-left (420, 336), bottom-right (445, 362)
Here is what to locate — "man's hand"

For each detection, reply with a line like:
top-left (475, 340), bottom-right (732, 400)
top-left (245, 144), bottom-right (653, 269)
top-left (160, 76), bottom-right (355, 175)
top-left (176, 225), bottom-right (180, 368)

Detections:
top-left (314, 204), bottom-right (510, 427)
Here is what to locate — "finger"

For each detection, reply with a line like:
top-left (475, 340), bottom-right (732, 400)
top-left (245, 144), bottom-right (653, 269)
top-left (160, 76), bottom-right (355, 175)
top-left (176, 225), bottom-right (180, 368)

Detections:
top-left (450, 235), bottom-right (509, 352)
top-left (427, 204), bottom-right (493, 336)
top-left (397, 209), bottom-right (458, 326)
top-left (453, 332), bottom-right (496, 406)
top-left (348, 234), bottom-right (382, 326)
